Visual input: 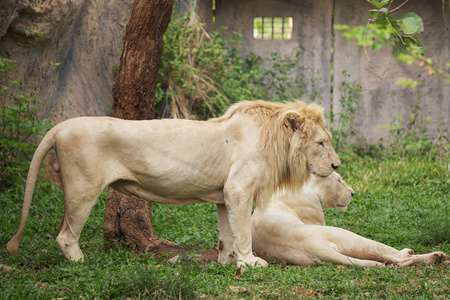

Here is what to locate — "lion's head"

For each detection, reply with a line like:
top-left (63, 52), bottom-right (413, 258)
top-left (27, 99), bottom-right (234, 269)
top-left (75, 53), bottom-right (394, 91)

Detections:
top-left (281, 102), bottom-right (341, 179)
top-left (308, 171), bottom-right (354, 211)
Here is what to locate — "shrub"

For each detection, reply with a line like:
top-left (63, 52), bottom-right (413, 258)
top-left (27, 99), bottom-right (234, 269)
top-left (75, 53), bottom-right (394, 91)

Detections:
top-left (155, 12), bottom-right (305, 119)
top-left (329, 70), bottom-right (361, 151)
top-left (378, 101), bottom-right (447, 156)
top-left (0, 57), bottom-right (52, 189)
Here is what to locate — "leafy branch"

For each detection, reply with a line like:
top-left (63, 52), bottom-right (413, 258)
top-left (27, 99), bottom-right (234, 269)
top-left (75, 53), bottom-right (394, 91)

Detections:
top-left (335, 0), bottom-right (450, 85)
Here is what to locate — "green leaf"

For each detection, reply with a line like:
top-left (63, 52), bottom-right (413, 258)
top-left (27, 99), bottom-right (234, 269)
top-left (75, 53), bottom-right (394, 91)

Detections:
top-left (396, 78), bottom-right (422, 89)
top-left (392, 48), bottom-right (415, 64)
top-left (384, 15), bottom-right (402, 32)
top-left (391, 35), bottom-right (426, 63)
top-left (372, 42), bottom-right (384, 51)
top-left (367, 0), bottom-right (391, 10)
top-left (370, 7), bottom-right (389, 19)
top-left (379, 124), bottom-right (404, 131)
top-left (369, 9), bottom-right (380, 19)
top-left (403, 35), bottom-right (426, 55)
top-left (398, 13), bottom-right (424, 34)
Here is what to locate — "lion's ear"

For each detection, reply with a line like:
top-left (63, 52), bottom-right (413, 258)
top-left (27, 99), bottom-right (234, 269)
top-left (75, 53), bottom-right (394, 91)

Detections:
top-left (284, 112), bottom-right (304, 133)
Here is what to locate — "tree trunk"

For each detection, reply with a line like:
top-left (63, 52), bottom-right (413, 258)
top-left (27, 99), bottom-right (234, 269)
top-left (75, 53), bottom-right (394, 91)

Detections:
top-left (103, 0), bottom-right (181, 255)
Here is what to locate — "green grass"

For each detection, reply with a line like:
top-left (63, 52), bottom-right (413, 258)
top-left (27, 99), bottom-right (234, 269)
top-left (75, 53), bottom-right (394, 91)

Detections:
top-left (0, 153), bottom-right (449, 299)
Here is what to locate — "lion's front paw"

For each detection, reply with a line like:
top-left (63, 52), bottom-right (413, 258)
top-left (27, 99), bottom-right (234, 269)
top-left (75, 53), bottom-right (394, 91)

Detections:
top-left (255, 257), bottom-right (269, 267)
top-left (236, 256), bottom-right (268, 268)
top-left (430, 252), bottom-right (447, 264)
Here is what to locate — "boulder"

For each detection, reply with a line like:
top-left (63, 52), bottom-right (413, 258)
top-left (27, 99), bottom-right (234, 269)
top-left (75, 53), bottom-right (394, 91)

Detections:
top-left (0, 0), bottom-right (133, 123)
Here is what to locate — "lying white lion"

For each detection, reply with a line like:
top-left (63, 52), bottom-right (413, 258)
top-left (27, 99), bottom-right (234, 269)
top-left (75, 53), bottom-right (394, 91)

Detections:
top-left (252, 172), bottom-right (447, 267)
top-left (7, 100), bottom-right (341, 267)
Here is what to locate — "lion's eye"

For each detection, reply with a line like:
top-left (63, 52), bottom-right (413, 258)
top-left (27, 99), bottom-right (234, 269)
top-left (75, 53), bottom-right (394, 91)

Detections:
top-left (318, 141), bottom-right (325, 147)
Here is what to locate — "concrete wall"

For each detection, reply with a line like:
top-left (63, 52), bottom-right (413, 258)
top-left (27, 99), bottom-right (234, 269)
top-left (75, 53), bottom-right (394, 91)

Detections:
top-left (214, 0), bottom-right (332, 114)
top-left (202, 0), bottom-right (450, 143)
top-left (333, 0), bottom-right (450, 143)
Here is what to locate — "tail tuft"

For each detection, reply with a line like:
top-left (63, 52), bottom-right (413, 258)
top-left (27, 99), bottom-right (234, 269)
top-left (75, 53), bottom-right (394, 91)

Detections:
top-left (6, 236), bottom-right (20, 256)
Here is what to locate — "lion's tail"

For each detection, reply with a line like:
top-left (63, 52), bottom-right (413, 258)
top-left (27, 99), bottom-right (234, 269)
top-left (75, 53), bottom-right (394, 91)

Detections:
top-left (6, 129), bottom-right (56, 256)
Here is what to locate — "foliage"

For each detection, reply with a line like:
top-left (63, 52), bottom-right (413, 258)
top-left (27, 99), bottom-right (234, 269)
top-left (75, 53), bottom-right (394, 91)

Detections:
top-left (155, 12), bottom-right (306, 119)
top-left (24, 29), bottom-right (44, 37)
top-left (0, 57), bottom-right (52, 189)
top-left (261, 49), bottom-right (305, 102)
top-left (329, 71), bottom-right (361, 151)
top-left (329, 83), bottom-right (448, 163)
top-left (378, 101), bottom-right (448, 157)
top-left (334, 0), bottom-right (450, 84)
top-left (0, 151), bottom-right (448, 299)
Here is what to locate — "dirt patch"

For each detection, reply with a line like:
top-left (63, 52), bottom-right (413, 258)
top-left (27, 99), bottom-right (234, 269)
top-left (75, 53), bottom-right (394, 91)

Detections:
top-left (149, 242), bottom-right (219, 264)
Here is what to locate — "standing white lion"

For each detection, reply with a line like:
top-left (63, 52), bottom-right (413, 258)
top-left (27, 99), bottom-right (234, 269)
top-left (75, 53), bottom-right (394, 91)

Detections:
top-left (7, 100), bottom-right (340, 267)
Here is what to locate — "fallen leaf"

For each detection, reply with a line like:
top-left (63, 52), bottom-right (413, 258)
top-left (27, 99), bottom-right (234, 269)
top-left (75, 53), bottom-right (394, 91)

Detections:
top-left (168, 255), bottom-right (179, 263)
top-left (292, 287), bottom-right (316, 297)
top-left (41, 249), bottom-right (48, 254)
top-left (335, 265), bottom-right (346, 271)
top-left (234, 266), bottom-right (245, 279)
top-left (35, 282), bottom-right (48, 290)
top-left (40, 214), bottom-right (45, 222)
top-left (229, 286), bottom-right (248, 293)
top-left (0, 264), bottom-right (13, 272)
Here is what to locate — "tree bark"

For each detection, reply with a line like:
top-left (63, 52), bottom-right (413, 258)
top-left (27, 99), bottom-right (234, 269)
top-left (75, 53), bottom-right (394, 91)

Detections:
top-left (104, 0), bottom-right (181, 255)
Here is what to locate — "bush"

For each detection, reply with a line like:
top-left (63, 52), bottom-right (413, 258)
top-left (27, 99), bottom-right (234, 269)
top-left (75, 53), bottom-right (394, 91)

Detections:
top-left (0, 57), bottom-right (52, 189)
top-left (155, 12), bottom-right (305, 119)
top-left (329, 70), bottom-right (361, 152)
top-left (378, 101), bottom-right (448, 157)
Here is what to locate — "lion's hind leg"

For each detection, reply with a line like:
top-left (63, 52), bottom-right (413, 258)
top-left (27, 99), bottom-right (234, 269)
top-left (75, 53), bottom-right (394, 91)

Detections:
top-left (312, 241), bottom-right (385, 268)
top-left (318, 227), bottom-right (447, 267)
top-left (56, 183), bottom-right (104, 262)
top-left (397, 251), bottom-right (447, 267)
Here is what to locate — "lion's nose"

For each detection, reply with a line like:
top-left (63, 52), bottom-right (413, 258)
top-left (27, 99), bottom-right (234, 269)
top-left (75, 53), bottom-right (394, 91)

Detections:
top-left (331, 162), bottom-right (340, 170)
top-left (350, 189), bottom-right (355, 196)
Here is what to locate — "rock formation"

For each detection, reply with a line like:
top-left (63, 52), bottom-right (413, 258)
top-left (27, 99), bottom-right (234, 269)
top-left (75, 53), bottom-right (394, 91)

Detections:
top-left (0, 0), bottom-right (133, 123)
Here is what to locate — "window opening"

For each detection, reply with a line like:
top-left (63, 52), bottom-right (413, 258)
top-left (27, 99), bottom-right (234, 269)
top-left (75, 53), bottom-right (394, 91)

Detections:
top-left (253, 17), bottom-right (293, 40)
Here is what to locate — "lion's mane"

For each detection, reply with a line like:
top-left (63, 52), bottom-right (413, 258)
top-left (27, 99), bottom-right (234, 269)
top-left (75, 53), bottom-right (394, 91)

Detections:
top-left (214, 100), bottom-right (326, 207)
